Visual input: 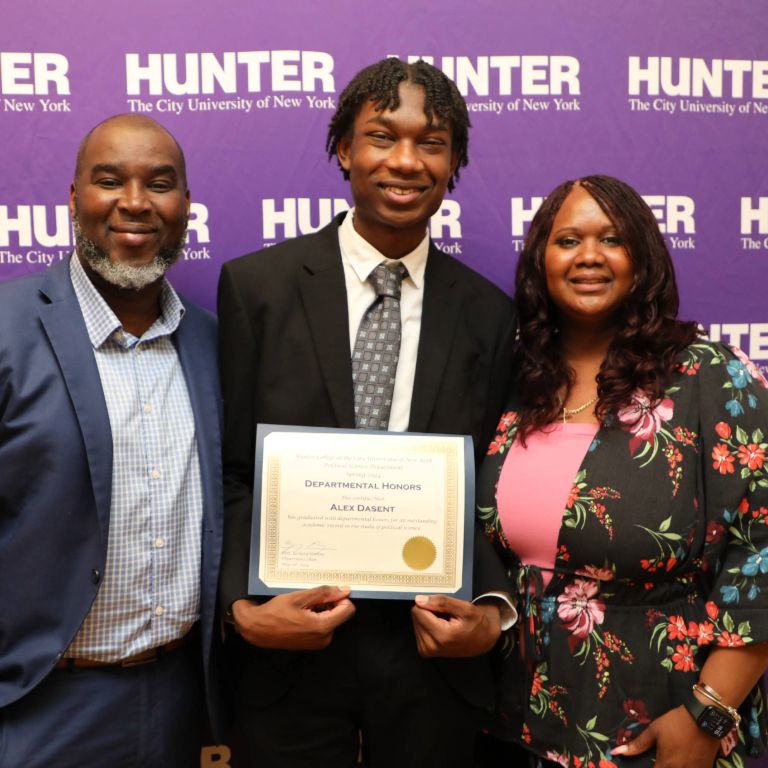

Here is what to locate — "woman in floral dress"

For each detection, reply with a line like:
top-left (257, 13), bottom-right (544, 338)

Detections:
top-left (478, 175), bottom-right (768, 768)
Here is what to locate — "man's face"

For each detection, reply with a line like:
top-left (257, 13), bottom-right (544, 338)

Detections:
top-left (337, 82), bottom-right (457, 257)
top-left (69, 116), bottom-right (190, 290)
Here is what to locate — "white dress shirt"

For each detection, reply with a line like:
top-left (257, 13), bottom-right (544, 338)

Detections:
top-left (338, 209), bottom-right (428, 432)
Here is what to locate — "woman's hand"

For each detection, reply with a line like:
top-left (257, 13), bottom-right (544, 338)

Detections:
top-left (614, 642), bottom-right (768, 766)
top-left (611, 705), bottom-right (720, 768)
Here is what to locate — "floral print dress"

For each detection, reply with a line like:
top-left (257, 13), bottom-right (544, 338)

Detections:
top-left (477, 342), bottom-right (768, 768)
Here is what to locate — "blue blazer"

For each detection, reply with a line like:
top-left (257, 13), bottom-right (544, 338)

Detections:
top-left (0, 256), bottom-right (223, 731)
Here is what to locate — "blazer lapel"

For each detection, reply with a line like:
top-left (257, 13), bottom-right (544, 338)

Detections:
top-left (173, 306), bottom-right (223, 658)
top-left (39, 259), bottom-right (113, 545)
top-left (173, 308), bottom-right (223, 544)
top-left (297, 218), bottom-right (356, 428)
top-left (408, 245), bottom-right (464, 434)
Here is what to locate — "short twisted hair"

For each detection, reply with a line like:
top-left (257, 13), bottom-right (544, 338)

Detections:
top-left (514, 175), bottom-right (700, 440)
top-left (326, 58), bottom-right (470, 191)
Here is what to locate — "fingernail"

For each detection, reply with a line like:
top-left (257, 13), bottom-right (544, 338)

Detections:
top-left (611, 745), bottom-right (629, 755)
top-left (415, 594), bottom-right (428, 605)
top-left (338, 585), bottom-right (350, 592)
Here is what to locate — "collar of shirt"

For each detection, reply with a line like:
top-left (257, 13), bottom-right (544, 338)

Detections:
top-left (70, 253), bottom-right (186, 350)
top-left (338, 208), bottom-right (428, 288)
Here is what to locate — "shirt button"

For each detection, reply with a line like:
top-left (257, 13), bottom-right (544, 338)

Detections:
top-left (155, 606), bottom-right (165, 617)
top-left (143, 403), bottom-right (153, 413)
top-left (150, 469), bottom-right (161, 479)
top-left (155, 537), bottom-right (165, 549)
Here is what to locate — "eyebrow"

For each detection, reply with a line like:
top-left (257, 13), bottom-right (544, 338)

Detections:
top-left (366, 113), bottom-right (451, 133)
top-left (89, 163), bottom-right (179, 178)
top-left (551, 224), bottom-right (619, 236)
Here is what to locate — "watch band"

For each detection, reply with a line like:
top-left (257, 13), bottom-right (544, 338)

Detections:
top-left (683, 685), bottom-right (738, 738)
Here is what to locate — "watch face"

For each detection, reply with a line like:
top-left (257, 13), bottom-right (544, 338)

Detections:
top-left (698, 706), bottom-right (735, 738)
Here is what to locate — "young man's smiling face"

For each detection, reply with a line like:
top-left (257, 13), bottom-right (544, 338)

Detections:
top-left (337, 81), bottom-right (457, 259)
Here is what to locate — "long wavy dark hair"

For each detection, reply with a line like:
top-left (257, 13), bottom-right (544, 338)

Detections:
top-left (515, 175), bottom-right (700, 440)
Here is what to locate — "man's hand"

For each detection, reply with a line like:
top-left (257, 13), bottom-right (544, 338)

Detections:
top-left (611, 705), bottom-right (720, 767)
top-left (232, 586), bottom-right (355, 651)
top-left (411, 595), bottom-right (501, 657)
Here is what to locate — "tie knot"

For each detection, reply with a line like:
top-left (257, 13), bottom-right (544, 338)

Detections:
top-left (369, 262), bottom-right (407, 300)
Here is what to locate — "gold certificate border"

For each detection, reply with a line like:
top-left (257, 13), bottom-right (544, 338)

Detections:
top-left (259, 435), bottom-right (461, 591)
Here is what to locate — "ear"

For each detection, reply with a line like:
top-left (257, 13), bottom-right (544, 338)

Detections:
top-left (69, 182), bottom-right (77, 219)
top-left (449, 148), bottom-right (459, 177)
top-left (184, 188), bottom-right (191, 217)
top-left (337, 135), bottom-right (352, 172)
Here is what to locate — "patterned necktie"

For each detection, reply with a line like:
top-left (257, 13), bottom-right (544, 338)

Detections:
top-left (352, 261), bottom-right (407, 429)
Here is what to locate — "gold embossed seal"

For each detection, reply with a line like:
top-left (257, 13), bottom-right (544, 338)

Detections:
top-left (402, 536), bottom-right (437, 571)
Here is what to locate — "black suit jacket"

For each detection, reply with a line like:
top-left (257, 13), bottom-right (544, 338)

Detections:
top-left (218, 214), bottom-right (516, 616)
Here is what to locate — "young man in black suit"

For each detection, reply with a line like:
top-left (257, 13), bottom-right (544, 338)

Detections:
top-left (218, 58), bottom-right (516, 768)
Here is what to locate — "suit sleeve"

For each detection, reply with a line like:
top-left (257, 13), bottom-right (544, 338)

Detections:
top-left (477, 299), bottom-right (517, 463)
top-left (472, 521), bottom-right (513, 597)
top-left (217, 262), bottom-right (260, 611)
top-left (472, 300), bottom-right (517, 596)
top-left (473, 298), bottom-right (517, 595)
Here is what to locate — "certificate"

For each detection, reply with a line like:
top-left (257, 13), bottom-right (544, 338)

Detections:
top-left (249, 424), bottom-right (475, 600)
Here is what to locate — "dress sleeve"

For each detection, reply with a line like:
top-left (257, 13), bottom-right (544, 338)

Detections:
top-left (698, 342), bottom-right (768, 644)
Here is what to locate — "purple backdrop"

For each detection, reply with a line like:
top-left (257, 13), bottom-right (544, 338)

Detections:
top-left (2, 1), bottom-right (767, 765)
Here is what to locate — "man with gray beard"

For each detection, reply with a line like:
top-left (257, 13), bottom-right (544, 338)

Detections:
top-left (0, 114), bottom-right (223, 767)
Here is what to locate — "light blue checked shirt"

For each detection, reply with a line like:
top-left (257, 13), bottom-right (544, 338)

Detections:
top-left (66, 255), bottom-right (203, 661)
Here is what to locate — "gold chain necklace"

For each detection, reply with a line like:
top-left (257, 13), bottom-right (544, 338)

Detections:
top-left (561, 394), bottom-right (598, 423)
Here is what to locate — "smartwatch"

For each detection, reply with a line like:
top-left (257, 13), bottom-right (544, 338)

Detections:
top-left (683, 686), bottom-right (738, 738)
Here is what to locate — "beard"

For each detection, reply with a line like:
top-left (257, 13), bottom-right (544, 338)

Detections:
top-left (72, 213), bottom-right (187, 291)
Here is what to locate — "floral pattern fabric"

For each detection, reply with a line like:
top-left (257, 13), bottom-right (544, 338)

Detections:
top-left (478, 342), bottom-right (768, 768)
